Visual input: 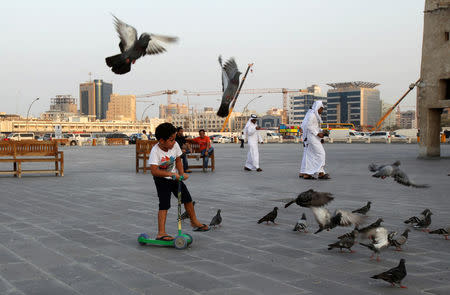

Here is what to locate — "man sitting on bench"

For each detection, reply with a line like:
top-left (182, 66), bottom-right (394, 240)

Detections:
top-left (192, 129), bottom-right (214, 172)
top-left (175, 127), bottom-right (192, 173)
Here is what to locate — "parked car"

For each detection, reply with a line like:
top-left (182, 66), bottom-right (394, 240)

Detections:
top-left (266, 132), bottom-right (281, 142)
top-left (211, 135), bottom-right (223, 143)
top-left (392, 134), bottom-right (407, 139)
top-left (369, 131), bottom-right (391, 139)
top-left (219, 136), bottom-right (232, 143)
top-left (66, 133), bottom-right (93, 146)
top-left (106, 133), bottom-right (130, 143)
top-left (129, 133), bottom-right (143, 144)
top-left (349, 131), bottom-right (363, 138)
top-left (5, 133), bottom-right (35, 141)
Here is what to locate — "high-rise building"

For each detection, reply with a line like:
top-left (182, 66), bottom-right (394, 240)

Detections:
top-left (326, 81), bottom-right (381, 128)
top-left (380, 100), bottom-right (396, 129)
top-left (159, 103), bottom-right (188, 119)
top-left (289, 93), bottom-right (327, 125)
top-left (106, 94), bottom-right (136, 122)
top-left (171, 107), bottom-right (238, 132)
top-left (79, 79), bottom-right (112, 120)
top-left (396, 108), bottom-right (416, 129)
top-left (41, 95), bottom-right (78, 121)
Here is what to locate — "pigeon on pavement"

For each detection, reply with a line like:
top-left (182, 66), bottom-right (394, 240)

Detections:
top-left (284, 189), bottom-right (333, 208)
top-left (360, 227), bottom-right (395, 261)
top-left (257, 207), bottom-right (278, 224)
top-left (404, 209), bottom-right (431, 225)
top-left (352, 201), bottom-right (372, 215)
top-left (371, 259), bottom-right (407, 288)
top-left (338, 225), bottom-right (359, 240)
top-left (293, 213), bottom-right (308, 232)
top-left (217, 56), bottom-right (241, 117)
top-left (389, 229), bottom-right (410, 251)
top-left (105, 15), bottom-right (178, 75)
top-left (328, 230), bottom-right (358, 253)
top-left (429, 227), bottom-right (449, 240)
top-left (311, 208), bottom-right (366, 234)
top-left (180, 201), bottom-right (195, 221)
top-left (209, 209), bottom-right (222, 228)
top-left (414, 210), bottom-right (432, 231)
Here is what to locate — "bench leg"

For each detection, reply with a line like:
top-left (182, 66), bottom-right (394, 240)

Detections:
top-left (13, 161), bottom-right (17, 177)
top-left (136, 154), bottom-right (139, 173)
top-left (211, 154), bottom-right (215, 171)
top-left (143, 155), bottom-right (147, 174)
top-left (60, 153), bottom-right (64, 177)
top-left (17, 162), bottom-right (22, 178)
top-left (55, 157), bottom-right (59, 176)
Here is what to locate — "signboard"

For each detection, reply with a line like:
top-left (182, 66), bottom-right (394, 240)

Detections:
top-left (279, 124), bottom-right (301, 133)
top-left (54, 125), bottom-right (62, 139)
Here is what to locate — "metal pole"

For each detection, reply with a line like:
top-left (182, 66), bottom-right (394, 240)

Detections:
top-left (220, 63), bottom-right (254, 132)
top-left (242, 95), bottom-right (263, 115)
top-left (141, 103), bottom-right (155, 122)
top-left (26, 97), bottom-right (39, 132)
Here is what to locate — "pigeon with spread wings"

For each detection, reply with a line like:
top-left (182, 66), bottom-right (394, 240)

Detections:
top-left (217, 56), bottom-right (241, 117)
top-left (105, 15), bottom-right (178, 75)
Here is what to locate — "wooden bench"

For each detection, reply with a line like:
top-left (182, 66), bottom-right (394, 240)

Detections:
top-left (0, 141), bottom-right (64, 178)
top-left (136, 140), bottom-right (157, 173)
top-left (107, 138), bottom-right (127, 145)
top-left (186, 142), bottom-right (215, 172)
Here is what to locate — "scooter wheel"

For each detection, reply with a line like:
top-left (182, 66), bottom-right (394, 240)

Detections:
top-left (185, 233), bottom-right (193, 245)
top-left (174, 236), bottom-right (188, 250)
top-left (138, 233), bottom-right (149, 246)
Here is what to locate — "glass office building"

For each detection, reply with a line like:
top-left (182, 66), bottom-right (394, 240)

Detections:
top-left (79, 79), bottom-right (113, 120)
top-left (289, 94), bottom-right (327, 125)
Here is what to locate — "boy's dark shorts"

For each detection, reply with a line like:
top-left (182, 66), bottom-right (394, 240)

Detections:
top-left (153, 177), bottom-right (193, 210)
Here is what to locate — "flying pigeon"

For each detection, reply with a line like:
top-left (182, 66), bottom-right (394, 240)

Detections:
top-left (429, 227), bottom-right (449, 240)
top-left (310, 207), bottom-right (366, 234)
top-left (105, 15), bottom-right (178, 75)
top-left (284, 189), bottom-right (333, 209)
top-left (414, 210), bottom-right (432, 231)
top-left (257, 207), bottom-right (278, 224)
top-left (358, 218), bottom-right (384, 239)
top-left (370, 161), bottom-right (429, 188)
top-left (209, 209), bottom-right (222, 228)
top-left (371, 259), bottom-right (407, 288)
top-left (293, 213), bottom-right (308, 232)
top-left (352, 201), bottom-right (371, 215)
top-left (360, 227), bottom-right (395, 261)
top-left (328, 230), bottom-right (358, 253)
top-left (389, 229), bottom-right (410, 251)
top-left (404, 209), bottom-right (431, 225)
top-left (180, 201), bottom-right (195, 221)
top-left (217, 56), bottom-right (241, 117)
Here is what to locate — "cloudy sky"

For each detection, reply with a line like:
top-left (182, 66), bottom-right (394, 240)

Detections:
top-left (1, 0), bottom-right (424, 118)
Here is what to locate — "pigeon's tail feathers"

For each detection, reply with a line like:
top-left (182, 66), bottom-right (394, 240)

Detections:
top-left (106, 53), bottom-right (123, 67)
top-left (285, 200), bottom-right (295, 208)
top-left (359, 242), bottom-right (374, 251)
top-left (218, 55), bottom-right (223, 67)
top-left (411, 183), bottom-right (430, 188)
top-left (106, 54), bottom-right (131, 74)
top-left (328, 241), bottom-right (340, 250)
top-left (368, 163), bottom-right (379, 172)
top-left (429, 228), bottom-right (447, 235)
top-left (404, 216), bottom-right (420, 224)
top-left (216, 103), bottom-right (229, 118)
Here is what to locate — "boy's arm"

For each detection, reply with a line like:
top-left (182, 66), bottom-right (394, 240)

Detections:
top-left (150, 165), bottom-right (177, 179)
top-left (175, 157), bottom-right (188, 180)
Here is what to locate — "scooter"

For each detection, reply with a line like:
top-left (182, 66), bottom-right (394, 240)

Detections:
top-left (137, 175), bottom-right (193, 250)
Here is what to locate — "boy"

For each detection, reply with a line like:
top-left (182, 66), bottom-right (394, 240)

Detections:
top-left (149, 123), bottom-right (209, 241)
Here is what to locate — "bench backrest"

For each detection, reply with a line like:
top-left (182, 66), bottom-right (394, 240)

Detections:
top-left (136, 140), bottom-right (158, 153)
top-left (0, 141), bottom-right (58, 157)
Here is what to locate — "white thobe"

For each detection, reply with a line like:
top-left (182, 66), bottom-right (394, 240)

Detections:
top-left (245, 124), bottom-right (261, 170)
top-left (300, 115), bottom-right (326, 175)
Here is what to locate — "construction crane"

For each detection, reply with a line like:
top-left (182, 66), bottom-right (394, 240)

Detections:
top-left (183, 88), bottom-right (307, 124)
top-left (136, 90), bottom-right (178, 104)
top-left (371, 79), bottom-right (420, 132)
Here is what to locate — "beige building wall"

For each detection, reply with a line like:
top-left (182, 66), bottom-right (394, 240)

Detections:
top-left (106, 94), bottom-right (136, 122)
top-left (171, 108), bottom-right (239, 132)
top-left (159, 103), bottom-right (188, 119)
top-left (79, 82), bottom-right (96, 116)
top-left (381, 101), bottom-right (396, 128)
top-left (360, 88), bottom-right (381, 127)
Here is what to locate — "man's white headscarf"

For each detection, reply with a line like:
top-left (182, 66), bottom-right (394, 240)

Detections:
top-left (300, 100), bottom-right (323, 140)
top-left (311, 100), bottom-right (324, 125)
top-left (244, 114), bottom-right (257, 135)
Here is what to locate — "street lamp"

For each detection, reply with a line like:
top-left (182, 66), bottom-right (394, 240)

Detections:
top-left (141, 103), bottom-right (155, 121)
top-left (26, 97), bottom-right (40, 132)
top-left (242, 95), bottom-right (262, 115)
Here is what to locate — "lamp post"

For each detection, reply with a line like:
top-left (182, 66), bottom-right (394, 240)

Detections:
top-left (242, 95), bottom-right (262, 115)
top-left (141, 103), bottom-right (155, 122)
top-left (26, 97), bottom-right (39, 132)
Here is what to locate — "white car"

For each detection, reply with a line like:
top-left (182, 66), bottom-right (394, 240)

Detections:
top-left (6, 133), bottom-right (35, 141)
top-left (349, 131), bottom-right (363, 138)
top-left (369, 131), bottom-right (391, 139)
top-left (66, 133), bottom-right (93, 146)
top-left (266, 132), bottom-right (281, 142)
top-left (219, 136), bottom-right (232, 143)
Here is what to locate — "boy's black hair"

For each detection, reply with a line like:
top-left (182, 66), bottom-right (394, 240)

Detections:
top-left (199, 129), bottom-right (206, 133)
top-left (155, 123), bottom-right (176, 140)
top-left (176, 127), bottom-right (183, 132)
top-left (142, 130), bottom-right (147, 134)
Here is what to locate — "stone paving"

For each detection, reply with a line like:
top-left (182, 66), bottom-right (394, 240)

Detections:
top-left (0, 143), bottom-right (449, 295)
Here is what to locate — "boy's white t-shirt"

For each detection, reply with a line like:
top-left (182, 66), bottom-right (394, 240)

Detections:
top-left (149, 142), bottom-right (182, 179)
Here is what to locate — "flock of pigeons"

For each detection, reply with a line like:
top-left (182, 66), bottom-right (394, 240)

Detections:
top-left (255, 161), bottom-right (447, 289)
top-left (105, 15), bottom-right (241, 119)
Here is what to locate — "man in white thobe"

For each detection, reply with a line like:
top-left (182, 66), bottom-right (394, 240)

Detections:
top-left (300, 101), bottom-right (330, 179)
top-left (244, 114), bottom-right (263, 172)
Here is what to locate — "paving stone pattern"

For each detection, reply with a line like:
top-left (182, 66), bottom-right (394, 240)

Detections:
top-left (0, 144), bottom-right (449, 295)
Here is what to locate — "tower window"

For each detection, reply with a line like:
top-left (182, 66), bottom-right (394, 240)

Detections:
top-left (445, 32), bottom-right (449, 41)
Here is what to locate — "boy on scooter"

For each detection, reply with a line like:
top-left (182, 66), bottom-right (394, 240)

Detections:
top-left (149, 123), bottom-right (210, 241)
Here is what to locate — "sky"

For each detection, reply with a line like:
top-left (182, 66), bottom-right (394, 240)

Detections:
top-left (1, 0), bottom-right (424, 119)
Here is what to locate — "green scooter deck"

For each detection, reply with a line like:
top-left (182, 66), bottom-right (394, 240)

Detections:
top-left (138, 232), bottom-right (193, 249)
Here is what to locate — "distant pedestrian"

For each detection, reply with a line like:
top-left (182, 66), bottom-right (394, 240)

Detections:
top-left (141, 130), bottom-right (148, 140)
top-left (239, 132), bottom-right (245, 148)
top-left (244, 114), bottom-right (263, 172)
top-left (176, 127), bottom-right (192, 173)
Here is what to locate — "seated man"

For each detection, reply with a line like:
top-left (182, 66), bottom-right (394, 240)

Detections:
top-left (191, 129), bottom-right (214, 172)
top-left (175, 127), bottom-right (192, 173)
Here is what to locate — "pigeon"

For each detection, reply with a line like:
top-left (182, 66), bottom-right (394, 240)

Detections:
top-left (352, 201), bottom-right (371, 215)
top-left (370, 161), bottom-right (429, 188)
top-left (284, 189), bottom-right (333, 208)
top-left (209, 209), bottom-right (222, 228)
top-left (310, 207), bottom-right (366, 234)
top-left (217, 56), bottom-right (241, 117)
top-left (257, 207), bottom-right (278, 224)
top-left (328, 230), bottom-right (358, 253)
top-left (360, 227), bottom-right (395, 261)
top-left (414, 210), bottom-right (432, 231)
top-left (293, 213), bottom-right (308, 232)
top-left (404, 209), bottom-right (431, 225)
top-left (180, 201), bottom-right (195, 221)
top-left (429, 227), bottom-right (449, 240)
top-left (338, 225), bottom-right (359, 240)
top-left (358, 218), bottom-right (384, 239)
top-left (371, 259), bottom-right (407, 288)
top-left (389, 229), bottom-right (410, 251)
top-left (105, 15), bottom-right (178, 75)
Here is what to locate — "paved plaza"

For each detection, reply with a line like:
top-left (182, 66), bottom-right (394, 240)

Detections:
top-left (0, 143), bottom-right (449, 295)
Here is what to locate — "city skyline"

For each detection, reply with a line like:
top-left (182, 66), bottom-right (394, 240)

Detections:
top-left (1, 0), bottom-right (423, 119)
